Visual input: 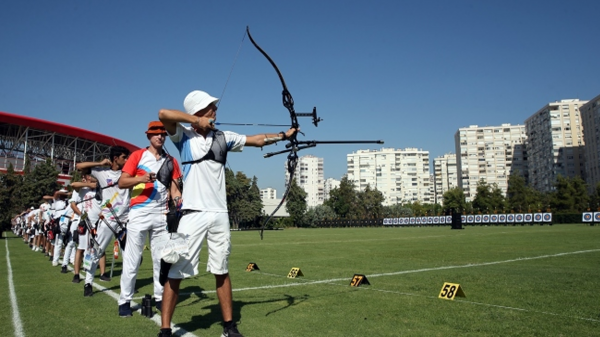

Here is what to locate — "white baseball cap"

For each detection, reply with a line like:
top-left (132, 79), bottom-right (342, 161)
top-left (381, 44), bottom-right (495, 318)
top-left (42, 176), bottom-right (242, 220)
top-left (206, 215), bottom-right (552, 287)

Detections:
top-left (183, 90), bottom-right (219, 115)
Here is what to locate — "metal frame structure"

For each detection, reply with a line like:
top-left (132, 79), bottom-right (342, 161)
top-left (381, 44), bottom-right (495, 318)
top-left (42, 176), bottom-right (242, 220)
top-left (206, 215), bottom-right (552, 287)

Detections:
top-left (0, 111), bottom-right (138, 176)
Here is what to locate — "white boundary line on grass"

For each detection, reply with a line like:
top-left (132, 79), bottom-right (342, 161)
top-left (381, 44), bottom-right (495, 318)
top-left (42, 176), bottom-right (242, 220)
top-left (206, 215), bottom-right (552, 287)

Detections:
top-left (5, 239), bottom-right (25, 337)
top-left (183, 248), bottom-right (600, 295)
top-left (367, 287), bottom-right (600, 323)
top-left (88, 281), bottom-right (198, 337)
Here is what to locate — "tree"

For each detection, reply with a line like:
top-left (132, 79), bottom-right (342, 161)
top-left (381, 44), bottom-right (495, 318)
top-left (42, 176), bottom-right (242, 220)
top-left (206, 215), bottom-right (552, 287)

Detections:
top-left (589, 182), bottom-right (600, 211)
top-left (548, 175), bottom-right (576, 213)
top-left (324, 176), bottom-right (356, 218)
top-left (506, 171), bottom-right (537, 212)
top-left (442, 187), bottom-right (466, 213)
top-left (285, 178), bottom-right (307, 227)
top-left (490, 183), bottom-right (506, 213)
top-left (0, 163), bottom-right (23, 231)
top-left (472, 179), bottom-right (493, 213)
top-left (303, 204), bottom-right (337, 227)
top-left (225, 169), bottom-right (262, 229)
top-left (571, 176), bottom-right (589, 212)
top-left (381, 204), bottom-right (413, 217)
top-left (352, 185), bottom-right (384, 218)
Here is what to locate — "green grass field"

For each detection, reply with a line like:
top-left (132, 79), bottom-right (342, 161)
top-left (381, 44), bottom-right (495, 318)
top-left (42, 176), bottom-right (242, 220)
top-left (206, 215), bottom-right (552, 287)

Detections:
top-left (2, 224), bottom-right (600, 336)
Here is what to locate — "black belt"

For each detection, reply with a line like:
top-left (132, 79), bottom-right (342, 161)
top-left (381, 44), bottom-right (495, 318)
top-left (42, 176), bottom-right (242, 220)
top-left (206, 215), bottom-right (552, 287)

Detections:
top-left (181, 210), bottom-right (200, 216)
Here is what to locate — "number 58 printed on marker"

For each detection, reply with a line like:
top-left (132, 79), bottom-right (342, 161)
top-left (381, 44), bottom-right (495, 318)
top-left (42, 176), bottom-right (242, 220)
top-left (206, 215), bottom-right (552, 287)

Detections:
top-left (438, 282), bottom-right (466, 300)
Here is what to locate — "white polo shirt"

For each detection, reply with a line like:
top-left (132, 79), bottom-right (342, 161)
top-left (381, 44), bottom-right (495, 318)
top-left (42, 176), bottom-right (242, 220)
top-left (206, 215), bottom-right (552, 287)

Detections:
top-left (169, 124), bottom-right (245, 212)
top-left (89, 167), bottom-right (130, 224)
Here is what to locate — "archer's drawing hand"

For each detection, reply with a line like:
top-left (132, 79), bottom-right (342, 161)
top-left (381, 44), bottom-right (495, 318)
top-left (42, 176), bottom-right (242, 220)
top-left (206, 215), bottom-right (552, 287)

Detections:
top-left (192, 116), bottom-right (214, 132)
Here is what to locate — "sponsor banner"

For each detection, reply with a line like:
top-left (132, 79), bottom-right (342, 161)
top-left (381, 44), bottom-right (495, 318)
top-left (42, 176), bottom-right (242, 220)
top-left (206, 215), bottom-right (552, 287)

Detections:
top-left (524, 213), bottom-right (532, 222)
top-left (491, 214), bottom-right (498, 223)
top-left (583, 212), bottom-right (593, 222)
top-left (498, 214), bottom-right (506, 223)
top-left (534, 213), bottom-right (543, 222)
top-left (515, 214), bottom-right (524, 222)
top-left (543, 213), bottom-right (552, 222)
top-left (507, 214), bottom-right (515, 223)
top-left (482, 214), bottom-right (490, 223)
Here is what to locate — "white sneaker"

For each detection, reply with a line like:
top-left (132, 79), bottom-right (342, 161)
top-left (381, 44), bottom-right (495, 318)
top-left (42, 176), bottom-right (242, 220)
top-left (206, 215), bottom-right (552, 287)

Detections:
top-left (52, 261), bottom-right (59, 267)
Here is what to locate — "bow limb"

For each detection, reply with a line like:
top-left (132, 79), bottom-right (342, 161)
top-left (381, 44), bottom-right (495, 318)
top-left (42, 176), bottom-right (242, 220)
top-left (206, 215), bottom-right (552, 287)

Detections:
top-left (246, 26), bottom-right (300, 239)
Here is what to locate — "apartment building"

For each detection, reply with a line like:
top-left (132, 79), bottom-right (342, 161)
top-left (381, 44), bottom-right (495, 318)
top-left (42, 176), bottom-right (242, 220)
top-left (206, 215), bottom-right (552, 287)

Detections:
top-left (347, 147), bottom-right (431, 206)
top-left (285, 155), bottom-right (324, 207)
top-left (525, 99), bottom-right (587, 193)
top-left (260, 188), bottom-right (277, 200)
top-left (455, 124), bottom-right (527, 202)
top-left (433, 153), bottom-right (458, 204)
top-left (324, 177), bottom-right (340, 201)
top-left (580, 94), bottom-right (600, 193)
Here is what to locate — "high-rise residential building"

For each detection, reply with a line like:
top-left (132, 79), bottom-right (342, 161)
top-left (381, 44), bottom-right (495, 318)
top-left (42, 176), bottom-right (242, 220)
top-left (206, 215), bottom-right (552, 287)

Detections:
top-left (260, 188), bottom-right (277, 200)
top-left (347, 147), bottom-right (431, 206)
top-left (525, 99), bottom-right (587, 193)
top-left (455, 124), bottom-right (527, 202)
top-left (580, 94), bottom-right (600, 193)
top-left (324, 177), bottom-right (340, 201)
top-left (433, 153), bottom-right (458, 204)
top-left (285, 155), bottom-right (324, 207)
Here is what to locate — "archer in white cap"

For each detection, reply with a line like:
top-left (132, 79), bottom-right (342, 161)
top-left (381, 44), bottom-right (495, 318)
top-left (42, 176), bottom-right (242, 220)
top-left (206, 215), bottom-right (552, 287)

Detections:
top-left (157, 90), bottom-right (297, 337)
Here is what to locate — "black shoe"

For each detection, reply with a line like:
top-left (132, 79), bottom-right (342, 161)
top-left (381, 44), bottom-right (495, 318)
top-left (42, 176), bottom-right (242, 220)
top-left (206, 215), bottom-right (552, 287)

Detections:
top-left (48, 256), bottom-right (53, 261)
top-left (72, 274), bottom-right (81, 283)
top-left (99, 273), bottom-right (111, 282)
top-left (61, 266), bottom-right (68, 273)
top-left (222, 323), bottom-right (244, 337)
top-left (119, 302), bottom-right (133, 317)
top-left (155, 300), bottom-right (162, 312)
top-left (157, 328), bottom-right (172, 337)
top-left (41, 249), bottom-right (45, 254)
top-left (84, 283), bottom-right (93, 297)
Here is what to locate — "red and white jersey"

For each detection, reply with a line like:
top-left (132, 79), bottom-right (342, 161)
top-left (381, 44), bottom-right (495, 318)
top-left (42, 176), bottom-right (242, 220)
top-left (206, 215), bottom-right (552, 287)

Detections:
top-left (122, 148), bottom-right (182, 215)
top-left (168, 124), bottom-right (245, 212)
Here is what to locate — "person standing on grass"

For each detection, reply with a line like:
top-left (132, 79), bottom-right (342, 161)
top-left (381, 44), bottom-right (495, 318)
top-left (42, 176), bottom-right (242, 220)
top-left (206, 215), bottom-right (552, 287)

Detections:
top-left (157, 90), bottom-right (297, 337)
top-left (51, 189), bottom-right (72, 267)
top-left (69, 171), bottom-right (97, 284)
top-left (117, 121), bottom-right (183, 318)
top-left (76, 145), bottom-right (130, 297)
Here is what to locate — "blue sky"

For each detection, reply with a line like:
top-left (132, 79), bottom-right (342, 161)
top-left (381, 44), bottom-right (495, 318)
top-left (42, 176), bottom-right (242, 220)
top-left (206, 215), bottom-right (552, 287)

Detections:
top-left (1, 0), bottom-right (598, 196)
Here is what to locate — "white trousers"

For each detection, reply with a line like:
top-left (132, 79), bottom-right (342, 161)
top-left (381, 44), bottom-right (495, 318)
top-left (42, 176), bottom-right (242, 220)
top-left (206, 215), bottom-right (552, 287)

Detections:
top-left (61, 220), bottom-right (79, 267)
top-left (52, 217), bottom-right (71, 263)
top-left (84, 220), bottom-right (116, 285)
top-left (118, 213), bottom-right (169, 305)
